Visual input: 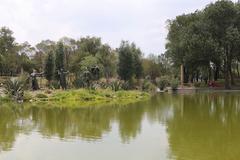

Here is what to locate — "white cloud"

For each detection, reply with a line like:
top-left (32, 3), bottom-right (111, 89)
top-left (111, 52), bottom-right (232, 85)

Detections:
top-left (0, 0), bottom-right (218, 54)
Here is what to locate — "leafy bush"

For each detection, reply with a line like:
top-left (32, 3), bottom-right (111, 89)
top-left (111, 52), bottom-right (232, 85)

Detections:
top-left (121, 81), bottom-right (131, 90)
top-left (23, 92), bottom-right (33, 101)
top-left (50, 80), bottom-right (60, 89)
top-left (157, 77), bottom-right (169, 90)
top-left (142, 79), bottom-right (157, 92)
top-left (171, 79), bottom-right (179, 91)
top-left (3, 79), bottom-right (24, 102)
top-left (35, 93), bottom-right (48, 99)
top-left (110, 80), bottom-right (122, 91)
top-left (193, 82), bottom-right (201, 88)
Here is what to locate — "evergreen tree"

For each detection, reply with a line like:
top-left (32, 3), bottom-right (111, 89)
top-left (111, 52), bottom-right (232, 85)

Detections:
top-left (44, 51), bottom-right (55, 83)
top-left (55, 42), bottom-right (65, 79)
top-left (117, 41), bottom-right (143, 81)
top-left (117, 41), bottom-right (134, 81)
top-left (132, 44), bottom-right (143, 79)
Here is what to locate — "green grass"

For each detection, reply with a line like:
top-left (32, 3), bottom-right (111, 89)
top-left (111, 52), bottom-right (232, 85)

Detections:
top-left (23, 89), bottom-right (150, 108)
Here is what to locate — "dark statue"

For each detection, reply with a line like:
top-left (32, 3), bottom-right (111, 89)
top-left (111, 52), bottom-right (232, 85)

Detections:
top-left (30, 69), bottom-right (43, 90)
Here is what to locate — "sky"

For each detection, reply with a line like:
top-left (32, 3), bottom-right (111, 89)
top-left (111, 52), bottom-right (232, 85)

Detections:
top-left (0, 0), bottom-right (226, 55)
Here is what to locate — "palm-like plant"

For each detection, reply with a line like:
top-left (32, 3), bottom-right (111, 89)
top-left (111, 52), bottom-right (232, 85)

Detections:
top-left (110, 80), bottom-right (122, 91)
top-left (3, 79), bottom-right (24, 102)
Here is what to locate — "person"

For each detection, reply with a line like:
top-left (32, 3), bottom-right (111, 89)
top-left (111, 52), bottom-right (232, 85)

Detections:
top-left (30, 69), bottom-right (43, 90)
top-left (58, 68), bottom-right (69, 90)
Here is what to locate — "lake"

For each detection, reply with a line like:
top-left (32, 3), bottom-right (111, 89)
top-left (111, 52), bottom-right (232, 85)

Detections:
top-left (0, 91), bottom-right (240, 160)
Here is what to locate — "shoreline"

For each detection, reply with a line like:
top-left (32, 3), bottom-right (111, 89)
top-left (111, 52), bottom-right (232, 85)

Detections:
top-left (1, 89), bottom-right (150, 108)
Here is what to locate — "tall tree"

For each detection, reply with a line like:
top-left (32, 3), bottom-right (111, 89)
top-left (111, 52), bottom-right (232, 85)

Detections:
top-left (96, 44), bottom-right (117, 79)
top-left (55, 42), bottom-right (65, 79)
top-left (44, 51), bottom-right (55, 84)
top-left (117, 41), bottom-right (143, 81)
top-left (117, 41), bottom-right (134, 81)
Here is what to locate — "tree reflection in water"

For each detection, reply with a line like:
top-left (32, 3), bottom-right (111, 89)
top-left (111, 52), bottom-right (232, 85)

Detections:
top-left (167, 92), bottom-right (240, 160)
top-left (0, 95), bottom-right (172, 151)
top-left (0, 92), bottom-right (240, 160)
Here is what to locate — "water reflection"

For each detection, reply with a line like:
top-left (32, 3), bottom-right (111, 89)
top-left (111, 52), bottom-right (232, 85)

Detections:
top-left (0, 96), bottom-right (171, 151)
top-left (167, 92), bottom-right (240, 160)
top-left (0, 92), bottom-right (240, 160)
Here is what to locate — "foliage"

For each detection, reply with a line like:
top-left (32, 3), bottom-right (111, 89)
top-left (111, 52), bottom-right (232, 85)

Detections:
top-left (29, 89), bottom-right (150, 108)
top-left (142, 79), bottom-right (157, 92)
top-left (35, 93), bottom-right (48, 99)
top-left (117, 41), bottom-right (143, 81)
top-left (55, 42), bottom-right (65, 79)
top-left (50, 80), bottom-right (60, 89)
top-left (166, 0), bottom-right (240, 89)
top-left (170, 79), bottom-right (179, 91)
top-left (96, 45), bottom-right (117, 78)
top-left (157, 76), bottom-right (170, 90)
top-left (110, 80), bottom-right (122, 91)
top-left (44, 51), bottom-right (55, 83)
top-left (3, 78), bottom-right (24, 102)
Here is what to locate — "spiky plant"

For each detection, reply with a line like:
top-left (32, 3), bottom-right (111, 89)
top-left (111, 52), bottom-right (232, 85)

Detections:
top-left (110, 80), bottom-right (122, 91)
top-left (3, 79), bottom-right (24, 103)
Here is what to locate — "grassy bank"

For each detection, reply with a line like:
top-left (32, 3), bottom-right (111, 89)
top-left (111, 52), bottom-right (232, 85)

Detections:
top-left (20, 89), bottom-right (150, 108)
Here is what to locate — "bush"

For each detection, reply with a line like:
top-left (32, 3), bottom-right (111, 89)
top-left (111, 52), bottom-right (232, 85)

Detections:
top-left (3, 79), bottom-right (24, 102)
top-left (193, 82), bottom-right (201, 88)
top-left (142, 79), bottom-right (157, 92)
top-left (171, 79), bottom-right (179, 91)
top-left (50, 80), bottom-right (60, 89)
top-left (157, 77), bottom-right (169, 90)
top-left (19, 72), bottom-right (30, 89)
top-left (121, 81), bottom-right (131, 90)
top-left (110, 80), bottom-right (122, 91)
top-left (35, 93), bottom-right (48, 99)
top-left (23, 92), bottom-right (33, 101)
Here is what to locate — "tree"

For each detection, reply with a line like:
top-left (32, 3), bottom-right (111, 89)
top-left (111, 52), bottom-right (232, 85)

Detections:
top-left (77, 36), bottom-right (101, 56)
top-left (204, 0), bottom-right (238, 88)
top-left (131, 43), bottom-right (143, 79)
top-left (0, 27), bottom-right (18, 76)
top-left (117, 41), bottom-right (143, 81)
top-left (96, 44), bottom-right (117, 79)
top-left (44, 51), bottom-right (55, 83)
top-left (55, 42), bottom-right (65, 79)
top-left (117, 41), bottom-right (134, 81)
top-left (165, 1), bottom-right (240, 88)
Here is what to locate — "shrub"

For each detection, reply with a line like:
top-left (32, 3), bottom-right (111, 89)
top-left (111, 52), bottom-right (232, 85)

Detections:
top-left (110, 80), bottom-right (122, 91)
top-left (157, 77), bottom-right (169, 90)
top-left (35, 93), bottom-right (48, 99)
top-left (193, 82), bottom-right (201, 88)
top-left (142, 79), bottom-right (157, 92)
top-left (171, 79), bottom-right (179, 91)
top-left (3, 79), bottom-right (24, 102)
top-left (121, 81), bottom-right (131, 90)
top-left (51, 80), bottom-right (60, 89)
top-left (23, 92), bottom-right (33, 101)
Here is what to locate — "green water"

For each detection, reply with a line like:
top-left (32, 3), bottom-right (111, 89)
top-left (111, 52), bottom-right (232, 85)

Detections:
top-left (0, 91), bottom-right (240, 160)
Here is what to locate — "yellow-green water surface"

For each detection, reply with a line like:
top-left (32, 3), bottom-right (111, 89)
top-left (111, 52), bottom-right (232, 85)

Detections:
top-left (0, 91), bottom-right (240, 160)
